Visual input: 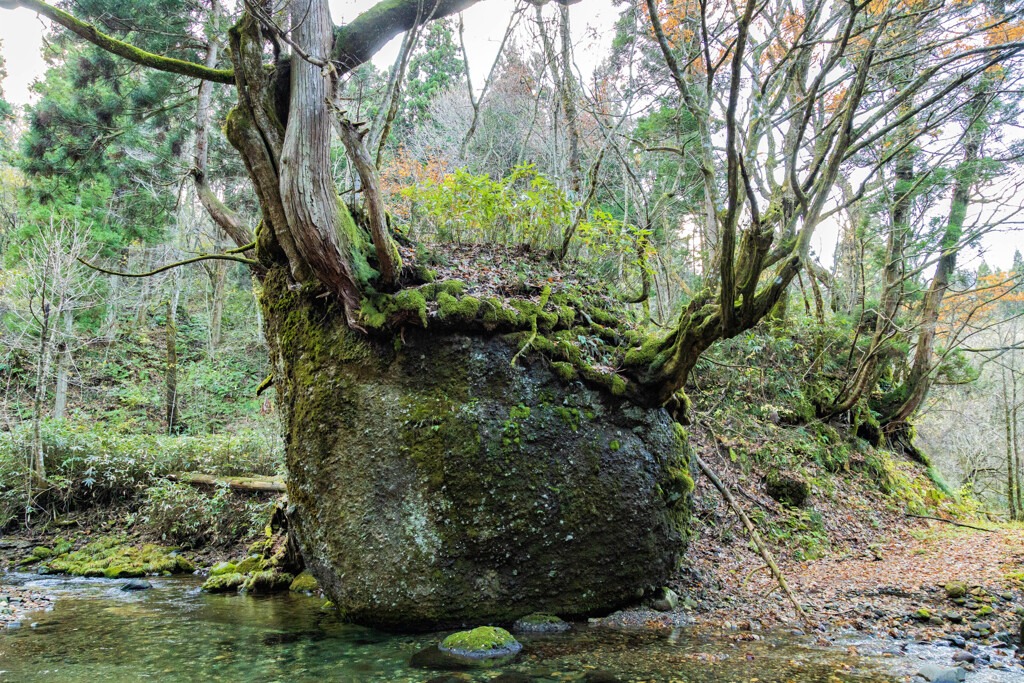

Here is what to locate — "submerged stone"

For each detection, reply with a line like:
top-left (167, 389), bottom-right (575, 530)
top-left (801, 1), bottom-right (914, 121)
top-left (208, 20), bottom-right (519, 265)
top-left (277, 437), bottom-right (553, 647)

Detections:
top-left (121, 579), bottom-right (152, 591)
top-left (269, 303), bottom-right (694, 627)
top-left (513, 613), bottom-right (570, 634)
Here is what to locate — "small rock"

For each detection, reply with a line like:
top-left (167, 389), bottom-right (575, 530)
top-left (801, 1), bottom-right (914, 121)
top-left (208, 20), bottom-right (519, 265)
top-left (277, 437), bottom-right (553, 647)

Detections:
top-left (288, 571), bottom-right (319, 593)
top-left (952, 651), bottom-right (975, 663)
top-left (649, 587), bottom-right (678, 612)
top-left (490, 674), bottom-right (533, 683)
top-left (917, 663), bottom-right (967, 682)
top-left (583, 673), bottom-right (623, 683)
top-left (513, 613), bottom-right (570, 634)
top-left (945, 582), bottom-right (967, 599)
top-left (121, 579), bottom-right (152, 591)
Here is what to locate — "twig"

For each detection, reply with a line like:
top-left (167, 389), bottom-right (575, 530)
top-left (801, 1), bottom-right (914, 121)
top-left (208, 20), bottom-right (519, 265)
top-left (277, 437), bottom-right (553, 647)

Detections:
top-left (905, 514), bottom-right (996, 532)
top-left (741, 564), bottom-right (768, 590)
top-left (694, 449), bottom-right (810, 623)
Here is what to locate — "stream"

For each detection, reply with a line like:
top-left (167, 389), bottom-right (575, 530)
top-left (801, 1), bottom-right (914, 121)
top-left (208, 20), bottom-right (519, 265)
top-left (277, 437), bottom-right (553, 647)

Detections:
top-left (0, 572), bottom-right (1018, 682)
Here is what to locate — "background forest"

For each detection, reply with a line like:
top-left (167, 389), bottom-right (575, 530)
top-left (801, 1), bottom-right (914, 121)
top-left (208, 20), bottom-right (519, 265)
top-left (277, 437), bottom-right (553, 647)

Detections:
top-left (1, 0), bottom-right (1023, 547)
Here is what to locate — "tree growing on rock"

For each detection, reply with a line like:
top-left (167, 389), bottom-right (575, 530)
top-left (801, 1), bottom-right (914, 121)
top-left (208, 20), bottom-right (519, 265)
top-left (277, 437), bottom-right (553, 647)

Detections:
top-left (3, 0), bottom-right (1021, 626)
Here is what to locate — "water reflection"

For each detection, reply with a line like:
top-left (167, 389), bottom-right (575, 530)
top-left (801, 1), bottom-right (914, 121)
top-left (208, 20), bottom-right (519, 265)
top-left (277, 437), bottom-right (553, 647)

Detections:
top-left (0, 572), bottom-right (951, 682)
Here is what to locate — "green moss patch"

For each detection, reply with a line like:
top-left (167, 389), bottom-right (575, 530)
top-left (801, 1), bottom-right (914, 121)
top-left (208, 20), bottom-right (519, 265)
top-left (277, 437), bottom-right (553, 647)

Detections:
top-left (439, 626), bottom-right (521, 657)
top-left (201, 572), bottom-right (245, 593)
top-left (289, 570), bottom-right (319, 593)
top-left (41, 536), bottom-right (194, 578)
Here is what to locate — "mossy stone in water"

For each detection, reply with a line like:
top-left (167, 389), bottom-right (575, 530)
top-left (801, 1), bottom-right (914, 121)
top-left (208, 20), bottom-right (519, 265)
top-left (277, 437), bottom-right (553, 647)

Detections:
top-left (513, 613), bottom-right (570, 634)
top-left (209, 561), bottom-right (237, 577)
top-left (241, 570), bottom-right (293, 595)
top-left (439, 627), bottom-right (521, 658)
top-left (201, 572), bottom-right (245, 593)
top-left (266, 287), bottom-right (694, 628)
top-left (289, 570), bottom-right (318, 593)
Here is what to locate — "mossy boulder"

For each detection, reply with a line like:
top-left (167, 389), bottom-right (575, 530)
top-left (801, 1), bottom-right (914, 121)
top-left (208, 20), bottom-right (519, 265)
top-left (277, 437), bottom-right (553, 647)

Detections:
top-left (289, 570), bottom-right (319, 593)
top-left (439, 627), bottom-right (521, 658)
top-left (765, 471), bottom-right (810, 507)
top-left (201, 572), bottom-right (245, 593)
top-left (264, 282), bottom-right (693, 629)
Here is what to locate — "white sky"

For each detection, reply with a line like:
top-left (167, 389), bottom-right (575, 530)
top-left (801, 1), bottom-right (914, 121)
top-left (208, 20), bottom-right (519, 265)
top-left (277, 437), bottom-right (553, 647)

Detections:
top-left (1, 0), bottom-right (1022, 271)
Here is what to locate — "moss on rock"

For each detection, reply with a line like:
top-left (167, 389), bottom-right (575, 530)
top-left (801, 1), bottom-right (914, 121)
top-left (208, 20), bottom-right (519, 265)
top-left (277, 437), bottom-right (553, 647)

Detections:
top-left (42, 536), bottom-right (193, 578)
top-left (242, 570), bottom-right (294, 595)
top-left (289, 570), bottom-right (319, 592)
top-left (264, 277), bottom-right (694, 628)
top-left (201, 572), bottom-right (245, 593)
top-left (439, 627), bottom-right (520, 657)
top-left (209, 561), bottom-right (237, 577)
top-left (234, 555), bottom-right (262, 574)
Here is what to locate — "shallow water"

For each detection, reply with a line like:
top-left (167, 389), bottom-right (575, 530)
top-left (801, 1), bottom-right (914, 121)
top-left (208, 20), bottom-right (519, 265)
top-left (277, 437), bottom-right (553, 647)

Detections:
top-left (0, 572), bottom-right (1003, 682)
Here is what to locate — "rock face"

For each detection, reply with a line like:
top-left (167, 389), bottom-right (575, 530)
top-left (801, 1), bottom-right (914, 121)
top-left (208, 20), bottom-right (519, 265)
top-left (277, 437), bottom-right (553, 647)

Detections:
top-left (265, 286), bottom-right (693, 628)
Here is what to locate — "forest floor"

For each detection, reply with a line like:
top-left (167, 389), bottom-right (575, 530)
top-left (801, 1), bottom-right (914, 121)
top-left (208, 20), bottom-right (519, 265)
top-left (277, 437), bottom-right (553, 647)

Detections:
top-left (594, 433), bottom-right (1024, 678)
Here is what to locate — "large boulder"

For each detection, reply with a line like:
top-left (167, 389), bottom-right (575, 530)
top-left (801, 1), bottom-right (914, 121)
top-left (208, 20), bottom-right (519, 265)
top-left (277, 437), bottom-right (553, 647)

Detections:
top-left (266, 281), bottom-right (693, 628)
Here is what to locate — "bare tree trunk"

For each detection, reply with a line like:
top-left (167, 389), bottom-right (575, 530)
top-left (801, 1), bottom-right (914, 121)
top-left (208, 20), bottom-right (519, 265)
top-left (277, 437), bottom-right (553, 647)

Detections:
top-left (536, 2), bottom-right (581, 194)
top-left (1003, 364), bottom-right (1018, 520)
top-left (278, 0), bottom-right (365, 312)
top-left (53, 307), bottom-right (73, 419)
top-left (165, 273), bottom-right (182, 434)
top-left (103, 272), bottom-right (120, 342)
top-left (209, 256), bottom-right (227, 354)
top-left (886, 88), bottom-right (986, 425)
top-left (30, 304), bottom-right (52, 486)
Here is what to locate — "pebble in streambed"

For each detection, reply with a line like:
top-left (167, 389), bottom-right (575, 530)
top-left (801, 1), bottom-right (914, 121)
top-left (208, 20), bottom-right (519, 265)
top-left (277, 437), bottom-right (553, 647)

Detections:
top-left (0, 586), bottom-right (54, 628)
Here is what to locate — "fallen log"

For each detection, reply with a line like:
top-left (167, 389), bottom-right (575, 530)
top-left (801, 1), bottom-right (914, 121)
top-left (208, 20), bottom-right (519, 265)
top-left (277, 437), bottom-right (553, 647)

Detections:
top-left (168, 472), bottom-right (287, 493)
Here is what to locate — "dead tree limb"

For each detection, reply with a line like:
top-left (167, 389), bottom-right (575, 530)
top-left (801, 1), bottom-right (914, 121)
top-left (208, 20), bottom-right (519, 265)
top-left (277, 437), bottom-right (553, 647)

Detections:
top-left (694, 452), bottom-right (809, 622)
top-left (905, 514), bottom-right (996, 532)
top-left (168, 472), bottom-right (287, 493)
